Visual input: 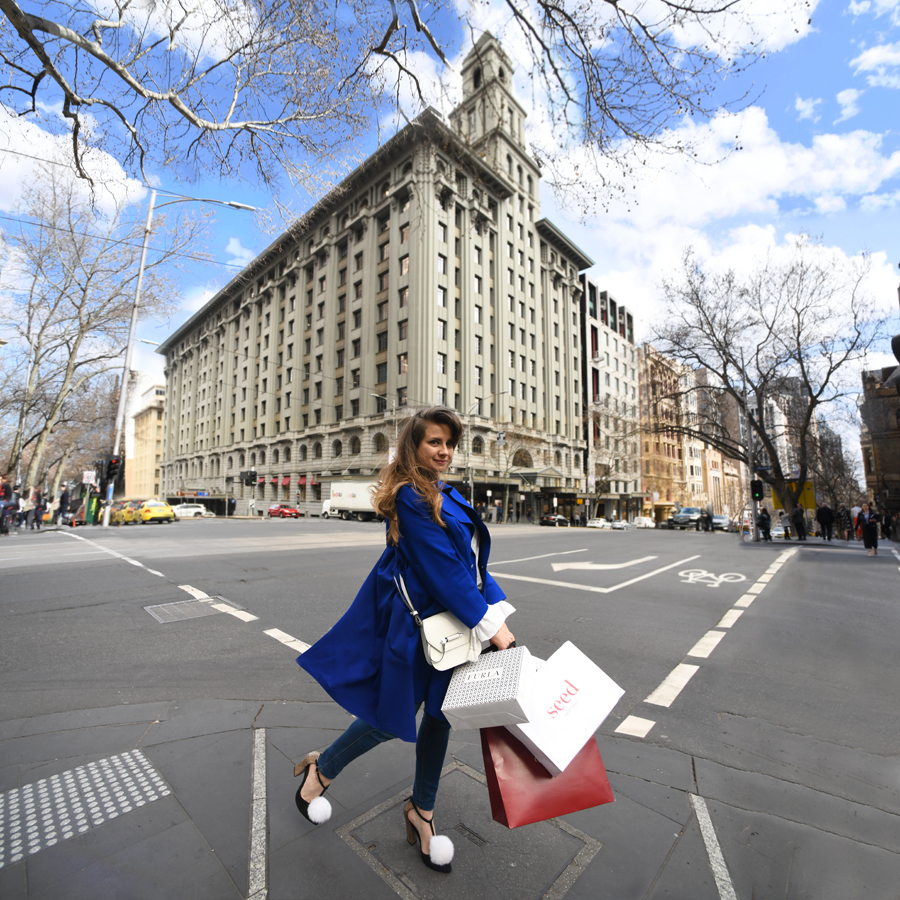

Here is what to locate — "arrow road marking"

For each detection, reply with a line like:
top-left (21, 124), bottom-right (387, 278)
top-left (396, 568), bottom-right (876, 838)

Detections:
top-left (551, 555), bottom-right (657, 572)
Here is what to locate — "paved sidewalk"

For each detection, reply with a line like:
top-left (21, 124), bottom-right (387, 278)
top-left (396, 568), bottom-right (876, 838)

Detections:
top-left (0, 699), bottom-right (722, 900)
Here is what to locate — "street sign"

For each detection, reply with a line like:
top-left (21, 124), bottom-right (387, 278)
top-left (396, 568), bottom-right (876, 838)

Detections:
top-left (82, 471), bottom-right (96, 485)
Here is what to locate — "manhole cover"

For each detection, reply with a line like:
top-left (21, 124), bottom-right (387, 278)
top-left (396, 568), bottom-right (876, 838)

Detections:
top-left (144, 600), bottom-right (221, 623)
top-left (338, 761), bottom-right (602, 900)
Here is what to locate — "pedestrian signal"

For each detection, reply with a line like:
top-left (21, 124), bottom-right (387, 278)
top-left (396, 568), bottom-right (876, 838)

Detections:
top-left (750, 480), bottom-right (764, 501)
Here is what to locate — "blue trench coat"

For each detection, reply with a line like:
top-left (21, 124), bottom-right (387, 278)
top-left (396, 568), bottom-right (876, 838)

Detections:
top-left (297, 484), bottom-right (507, 742)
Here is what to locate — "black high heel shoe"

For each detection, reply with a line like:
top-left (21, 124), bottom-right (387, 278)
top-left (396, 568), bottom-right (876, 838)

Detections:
top-left (404, 798), bottom-right (454, 873)
top-left (294, 752), bottom-right (332, 824)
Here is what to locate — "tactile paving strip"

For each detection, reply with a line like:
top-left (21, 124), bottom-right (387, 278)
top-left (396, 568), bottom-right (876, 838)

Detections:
top-left (0, 750), bottom-right (170, 869)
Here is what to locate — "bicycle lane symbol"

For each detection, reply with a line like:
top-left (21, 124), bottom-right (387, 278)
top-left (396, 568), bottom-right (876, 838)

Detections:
top-left (678, 569), bottom-right (747, 588)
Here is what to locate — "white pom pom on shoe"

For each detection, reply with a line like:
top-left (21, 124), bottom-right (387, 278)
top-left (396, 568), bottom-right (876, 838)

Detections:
top-left (307, 796), bottom-right (333, 825)
top-left (428, 834), bottom-right (455, 866)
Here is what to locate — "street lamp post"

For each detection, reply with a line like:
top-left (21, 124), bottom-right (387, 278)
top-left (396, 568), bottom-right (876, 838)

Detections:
top-left (101, 190), bottom-right (256, 526)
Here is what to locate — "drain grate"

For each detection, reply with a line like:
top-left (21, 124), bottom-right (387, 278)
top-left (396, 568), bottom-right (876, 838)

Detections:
top-left (144, 599), bottom-right (221, 623)
top-left (210, 595), bottom-right (246, 610)
top-left (454, 822), bottom-right (488, 846)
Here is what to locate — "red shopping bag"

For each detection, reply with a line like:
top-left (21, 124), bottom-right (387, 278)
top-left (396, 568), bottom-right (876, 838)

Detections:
top-left (480, 726), bottom-right (614, 828)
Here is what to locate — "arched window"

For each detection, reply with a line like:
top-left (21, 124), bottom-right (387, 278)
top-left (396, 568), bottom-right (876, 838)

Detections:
top-left (259, 450), bottom-right (266, 465)
top-left (512, 449), bottom-right (532, 468)
top-left (574, 453), bottom-right (581, 469)
top-left (555, 451), bottom-right (562, 465)
top-left (507, 155), bottom-right (513, 176)
top-left (227, 456), bottom-right (233, 470)
top-left (250, 452), bottom-right (256, 466)
top-left (350, 436), bottom-right (361, 455)
top-left (273, 449), bottom-right (280, 464)
top-left (284, 447), bottom-right (291, 462)
top-left (313, 442), bottom-right (322, 459)
top-left (473, 66), bottom-right (482, 89)
top-left (239, 453), bottom-right (245, 466)
top-left (472, 436), bottom-right (484, 455)
top-left (517, 165), bottom-right (523, 186)
top-left (527, 175), bottom-right (533, 196)
top-left (300, 445), bottom-right (308, 461)
top-left (332, 440), bottom-right (343, 457)
top-left (374, 433), bottom-right (387, 452)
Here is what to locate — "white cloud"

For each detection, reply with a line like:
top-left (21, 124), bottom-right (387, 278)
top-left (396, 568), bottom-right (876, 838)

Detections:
top-left (852, 42), bottom-right (900, 88)
top-left (860, 189), bottom-right (900, 209)
top-left (848, 1), bottom-right (872, 14)
top-left (224, 237), bottom-right (255, 267)
top-left (835, 88), bottom-right (864, 122)
top-left (182, 285), bottom-right (217, 312)
top-left (814, 195), bottom-right (848, 213)
top-left (845, 0), bottom-right (900, 23)
top-left (0, 106), bottom-right (144, 214)
top-left (795, 96), bottom-right (822, 121)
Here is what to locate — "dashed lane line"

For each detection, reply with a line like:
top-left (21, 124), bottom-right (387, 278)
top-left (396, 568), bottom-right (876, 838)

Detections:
top-left (690, 793), bottom-right (738, 900)
top-left (264, 628), bottom-right (310, 653)
top-left (615, 548), bottom-right (798, 739)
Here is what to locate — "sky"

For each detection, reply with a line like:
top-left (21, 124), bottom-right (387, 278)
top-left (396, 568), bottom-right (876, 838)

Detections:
top-left (1, 0), bottom-right (899, 452)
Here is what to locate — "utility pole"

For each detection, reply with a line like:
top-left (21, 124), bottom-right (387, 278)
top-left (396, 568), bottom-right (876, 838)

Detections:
top-left (741, 349), bottom-right (760, 542)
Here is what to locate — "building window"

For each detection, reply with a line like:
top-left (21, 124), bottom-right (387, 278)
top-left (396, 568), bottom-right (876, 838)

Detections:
top-left (399, 287), bottom-right (408, 307)
top-left (353, 309), bottom-right (362, 328)
top-left (377, 331), bottom-right (388, 352)
top-left (376, 362), bottom-right (387, 383)
top-left (401, 223), bottom-right (410, 242)
top-left (398, 353), bottom-right (408, 374)
top-left (379, 272), bottom-right (389, 291)
top-left (437, 255), bottom-right (447, 274)
top-left (378, 301), bottom-right (389, 322)
top-left (398, 319), bottom-right (408, 340)
top-left (400, 255), bottom-right (409, 275)
top-left (437, 385), bottom-right (447, 405)
top-left (438, 353), bottom-right (447, 374)
top-left (352, 338), bottom-right (361, 357)
top-left (475, 335), bottom-right (482, 354)
top-left (437, 287), bottom-right (446, 307)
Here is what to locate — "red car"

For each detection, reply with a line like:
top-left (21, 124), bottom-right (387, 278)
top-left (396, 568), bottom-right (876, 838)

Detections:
top-left (268, 503), bottom-right (300, 518)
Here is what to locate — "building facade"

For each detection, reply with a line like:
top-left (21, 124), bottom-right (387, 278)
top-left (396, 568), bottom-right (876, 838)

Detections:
top-left (156, 35), bottom-right (592, 517)
top-left (130, 385), bottom-right (165, 498)
top-left (579, 280), bottom-right (641, 520)
top-left (859, 366), bottom-right (900, 519)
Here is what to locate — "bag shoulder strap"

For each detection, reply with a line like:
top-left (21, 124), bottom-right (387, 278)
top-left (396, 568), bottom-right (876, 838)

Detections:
top-left (393, 573), bottom-right (423, 628)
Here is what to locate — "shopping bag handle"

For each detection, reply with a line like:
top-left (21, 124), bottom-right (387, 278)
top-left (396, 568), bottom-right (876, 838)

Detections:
top-left (484, 641), bottom-right (516, 653)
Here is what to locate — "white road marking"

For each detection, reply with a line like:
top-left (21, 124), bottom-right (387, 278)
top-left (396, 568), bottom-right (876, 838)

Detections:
top-left (551, 555), bottom-right (657, 572)
top-left (756, 573), bottom-right (772, 583)
top-left (688, 631), bottom-right (727, 658)
top-left (716, 609), bottom-right (744, 628)
top-left (248, 728), bottom-right (267, 898)
top-left (146, 569), bottom-right (165, 577)
top-left (615, 715), bottom-right (656, 738)
top-left (178, 584), bottom-right (210, 600)
top-left (645, 664), bottom-right (700, 707)
top-left (734, 594), bottom-right (755, 608)
top-left (493, 555), bottom-right (702, 594)
top-left (689, 794), bottom-right (738, 900)
top-left (491, 549), bottom-right (588, 566)
top-left (678, 570), bottom-right (746, 588)
top-left (264, 628), bottom-right (310, 653)
top-left (211, 603), bottom-right (258, 622)
top-left (746, 583), bottom-right (766, 595)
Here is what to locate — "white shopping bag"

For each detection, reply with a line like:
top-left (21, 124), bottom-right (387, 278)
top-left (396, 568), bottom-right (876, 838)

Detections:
top-left (505, 641), bottom-right (624, 775)
top-left (441, 646), bottom-right (535, 730)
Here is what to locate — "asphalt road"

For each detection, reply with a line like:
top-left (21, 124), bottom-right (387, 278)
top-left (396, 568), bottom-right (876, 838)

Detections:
top-left (1, 518), bottom-right (898, 898)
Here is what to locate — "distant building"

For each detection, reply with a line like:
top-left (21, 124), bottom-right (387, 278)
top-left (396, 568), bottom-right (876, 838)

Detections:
top-left (859, 366), bottom-right (900, 517)
top-left (156, 34), bottom-right (593, 518)
top-left (579, 280), bottom-right (640, 521)
top-left (131, 386), bottom-right (165, 498)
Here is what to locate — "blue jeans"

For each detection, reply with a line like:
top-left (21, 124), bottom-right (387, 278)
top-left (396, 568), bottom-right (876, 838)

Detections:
top-left (317, 711), bottom-right (450, 810)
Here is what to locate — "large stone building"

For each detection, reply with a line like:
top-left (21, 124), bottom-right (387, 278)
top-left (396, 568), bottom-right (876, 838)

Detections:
top-left (579, 280), bottom-right (641, 521)
top-left (156, 35), bottom-right (592, 516)
top-left (859, 365), bottom-right (900, 519)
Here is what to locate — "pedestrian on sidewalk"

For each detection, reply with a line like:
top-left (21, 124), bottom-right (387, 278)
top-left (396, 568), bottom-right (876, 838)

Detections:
top-left (757, 507), bottom-right (772, 541)
top-left (791, 504), bottom-right (807, 541)
top-left (295, 406), bottom-right (515, 874)
top-left (779, 509), bottom-right (791, 540)
top-left (857, 503), bottom-right (881, 557)
top-left (815, 503), bottom-right (834, 541)
top-left (55, 484), bottom-right (70, 525)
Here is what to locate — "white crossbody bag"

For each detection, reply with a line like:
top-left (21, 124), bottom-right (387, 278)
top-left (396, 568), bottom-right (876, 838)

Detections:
top-left (393, 573), bottom-right (475, 671)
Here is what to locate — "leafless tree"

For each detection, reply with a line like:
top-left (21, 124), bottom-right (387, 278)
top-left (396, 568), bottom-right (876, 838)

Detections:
top-left (584, 394), bottom-right (640, 517)
top-left (0, 163), bottom-right (208, 496)
top-left (651, 236), bottom-right (885, 516)
top-left (1, 0), bottom-right (807, 211)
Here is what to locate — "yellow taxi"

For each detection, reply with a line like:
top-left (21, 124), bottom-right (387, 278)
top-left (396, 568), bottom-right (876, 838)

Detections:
top-left (112, 499), bottom-right (145, 525)
top-left (137, 499), bottom-right (176, 524)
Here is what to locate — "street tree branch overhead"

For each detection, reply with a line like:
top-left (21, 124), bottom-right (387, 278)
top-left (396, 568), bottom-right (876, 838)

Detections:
top-left (0, 0), bottom-right (808, 208)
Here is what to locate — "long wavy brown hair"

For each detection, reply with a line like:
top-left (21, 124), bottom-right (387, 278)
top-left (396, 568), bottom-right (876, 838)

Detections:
top-left (373, 406), bottom-right (463, 545)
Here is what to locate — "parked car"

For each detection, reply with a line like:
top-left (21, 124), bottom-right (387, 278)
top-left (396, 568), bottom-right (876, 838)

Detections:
top-left (712, 514), bottom-right (732, 531)
top-left (268, 503), bottom-right (300, 518)
top-left (586, 517), bottom-right (609, 529)
top-left (770, 524), bottom-right (785, 540)
top-left (632, 516), bottom-right (656, 529)
top-left (112, 499), bottom-right (144, 525)
top-left (539, 514), bottom-right (570, 526)
top-left (137, 500), bottom-right (175, 524)
top-left (610, 519), bottom-right (632, 530)
top-left (669, 507), bottom-right (703, 529)
top-left (174, 503), bottom-right (215, 518)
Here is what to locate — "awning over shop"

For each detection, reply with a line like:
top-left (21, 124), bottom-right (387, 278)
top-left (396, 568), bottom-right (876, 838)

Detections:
top-left (297, 476), bottom-right (307, 485)
top-left (257, 476), bottom-right (266, 484)
top-left (281, 476), bottom-right (291, 486)
top-left (270, 476), bottom-right (278, 484)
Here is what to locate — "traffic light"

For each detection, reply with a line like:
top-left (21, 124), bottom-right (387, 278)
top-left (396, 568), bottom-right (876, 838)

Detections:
top-left (750, 480), bottom-right (764, 501)
top-left (240, 470), bottom-right (257, 486)
top-left (106, 456), bottom-right (121, 483)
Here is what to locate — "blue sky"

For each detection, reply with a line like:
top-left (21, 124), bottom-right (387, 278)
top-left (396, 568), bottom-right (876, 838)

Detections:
top-left (2, 0), bottom-right (898, 412)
